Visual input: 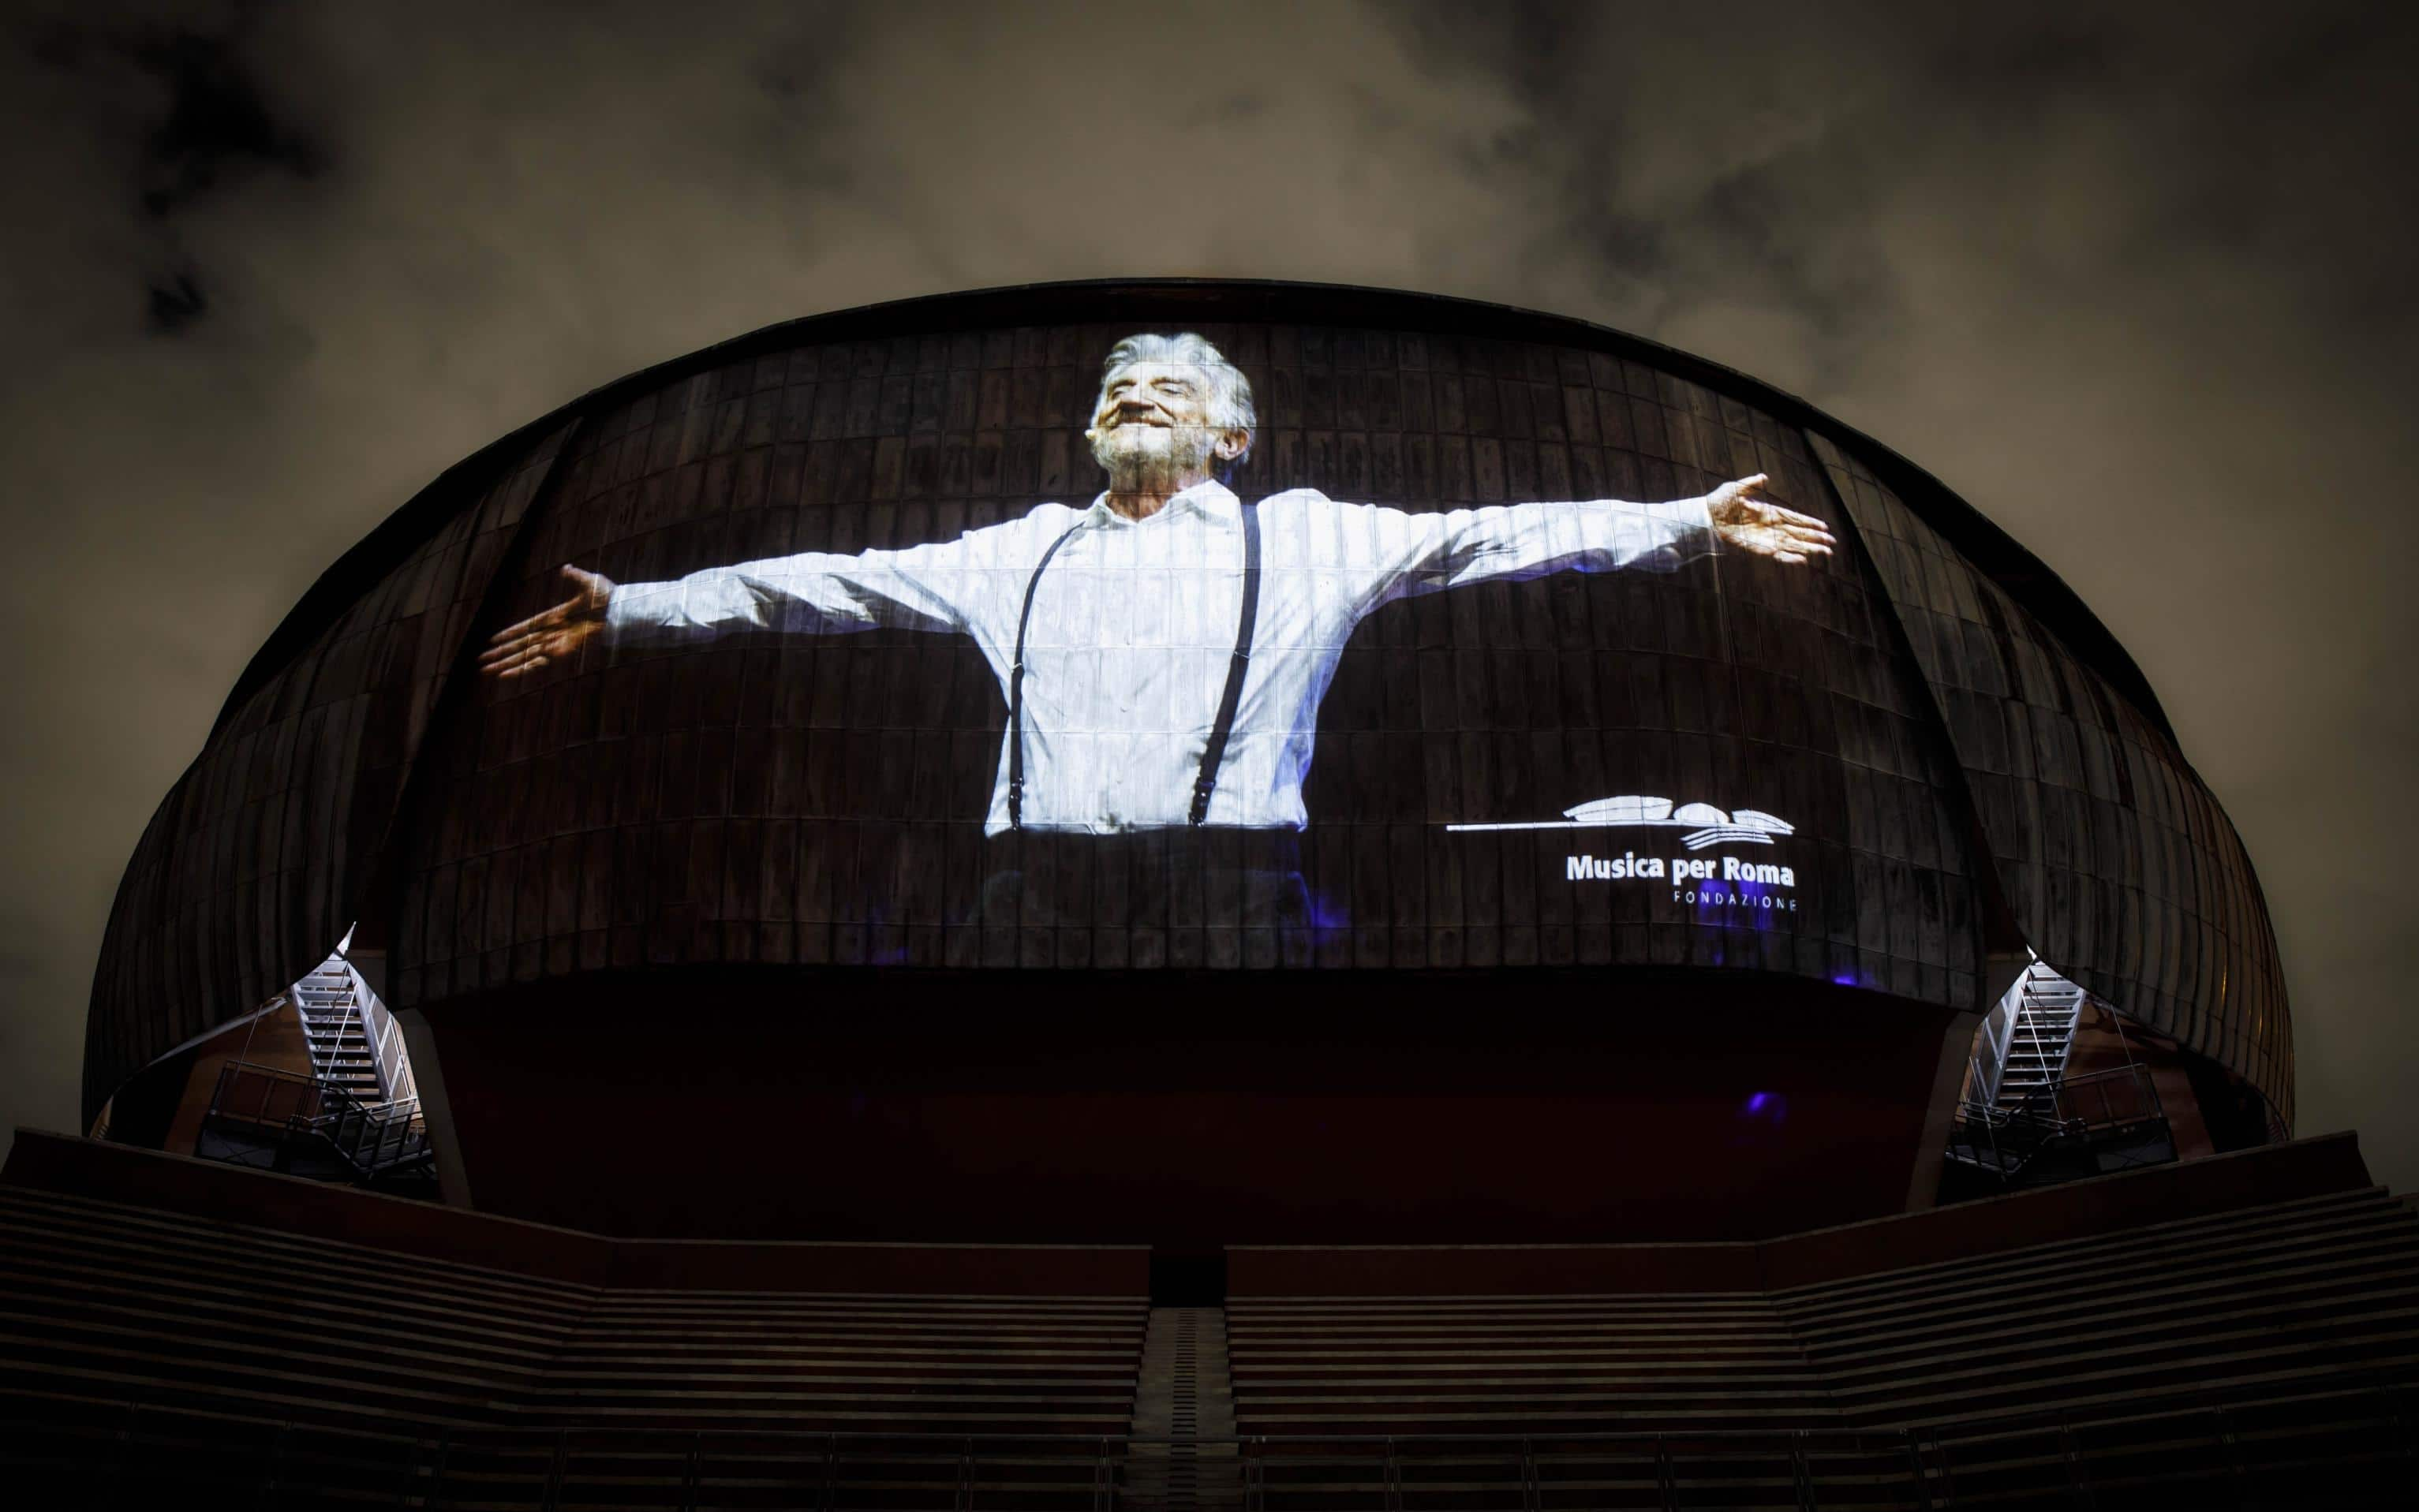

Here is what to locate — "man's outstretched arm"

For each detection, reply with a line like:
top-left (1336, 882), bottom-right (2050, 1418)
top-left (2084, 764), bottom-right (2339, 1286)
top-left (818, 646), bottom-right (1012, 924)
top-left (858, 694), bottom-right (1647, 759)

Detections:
top-left (479, 536), bottom-right (988, 681)
top-left (1346, 472), bottom-right (1834, 611)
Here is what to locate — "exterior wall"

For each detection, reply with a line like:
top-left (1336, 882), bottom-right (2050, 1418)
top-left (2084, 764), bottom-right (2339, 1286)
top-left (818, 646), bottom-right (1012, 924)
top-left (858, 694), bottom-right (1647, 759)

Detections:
top-left (406, 970), bottom-right (1967, 1242)
top-left (82, 283), bottom-right (2290, 1134)
top-left (1808, 435), bottom-right (2292, 1123)
top-left (84, 424), bottom-right (578, 1118)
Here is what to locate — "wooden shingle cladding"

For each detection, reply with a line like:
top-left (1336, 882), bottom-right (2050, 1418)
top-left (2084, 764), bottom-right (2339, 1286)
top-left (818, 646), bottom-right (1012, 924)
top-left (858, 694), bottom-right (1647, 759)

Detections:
top-left (1808, 434), bottom-right (2292, 1125)
top-left (84, 422), bottom-right (580, 1120)
top-left (82, 282), bottom-right (2291, 1129)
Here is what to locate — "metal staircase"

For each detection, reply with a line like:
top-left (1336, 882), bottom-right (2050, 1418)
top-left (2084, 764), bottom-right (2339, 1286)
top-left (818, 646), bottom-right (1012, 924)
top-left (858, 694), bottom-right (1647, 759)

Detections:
top-left (195, 935), bottom-right (436, 1193)
top-left (1946, 958), bottom-right (2172, 1188)
top-left (292, 956), bottom-right (383, 1104)
top-left (1995, 965), bottom-right (2085, 1109)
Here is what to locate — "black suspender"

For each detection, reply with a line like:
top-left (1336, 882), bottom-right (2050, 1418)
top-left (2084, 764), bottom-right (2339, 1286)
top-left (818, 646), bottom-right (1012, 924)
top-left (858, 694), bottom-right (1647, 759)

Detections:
top-left (1192, 499), bottom-right (1262, 826)
top-left (1006, 501), bottom-right (1263, 832)
top-left (1007, 522), bottom-right (1083, 832)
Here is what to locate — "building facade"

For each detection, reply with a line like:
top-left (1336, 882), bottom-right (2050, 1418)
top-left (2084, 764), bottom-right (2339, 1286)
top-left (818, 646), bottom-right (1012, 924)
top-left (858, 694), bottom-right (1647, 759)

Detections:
top-left (83, 281), bottom-right (2290, 1239)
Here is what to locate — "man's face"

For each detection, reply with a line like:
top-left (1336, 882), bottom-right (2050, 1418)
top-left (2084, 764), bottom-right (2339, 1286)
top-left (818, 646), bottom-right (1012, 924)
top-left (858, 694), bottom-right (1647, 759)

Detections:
top-left (1087, 359), bottom-right (1237, 483)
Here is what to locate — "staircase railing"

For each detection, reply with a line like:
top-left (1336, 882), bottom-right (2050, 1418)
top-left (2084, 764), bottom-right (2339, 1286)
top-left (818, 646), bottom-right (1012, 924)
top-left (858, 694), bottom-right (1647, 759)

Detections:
top-left (204, 1062), bottom-right (432, 1180)
top-left (2049, 1059), bottom-right (2165, 1133)
top-left (1965, 969), bottom-right (2027, 1105)
top-left (335, 950), bottom-right (417, 1106)
top-left (1946, 1062), bottom-right (2167, 1178)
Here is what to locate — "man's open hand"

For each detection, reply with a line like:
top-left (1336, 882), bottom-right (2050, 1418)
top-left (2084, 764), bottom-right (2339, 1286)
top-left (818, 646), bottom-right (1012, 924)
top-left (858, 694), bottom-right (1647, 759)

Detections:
top-left (479, 565), bottom-right (615, 680)
top-left (1706, 474), bottom-right (1836, 566)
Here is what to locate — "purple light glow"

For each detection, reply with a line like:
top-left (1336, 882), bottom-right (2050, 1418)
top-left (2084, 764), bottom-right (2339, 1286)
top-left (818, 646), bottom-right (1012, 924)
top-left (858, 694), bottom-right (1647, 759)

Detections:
top-left (1307, 890), bottom-right (1352, 932)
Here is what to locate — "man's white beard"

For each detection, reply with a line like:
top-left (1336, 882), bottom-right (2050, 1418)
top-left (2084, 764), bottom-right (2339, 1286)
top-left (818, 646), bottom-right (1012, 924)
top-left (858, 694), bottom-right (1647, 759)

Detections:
top-left (1091, 419), bottom-right (1219, 492)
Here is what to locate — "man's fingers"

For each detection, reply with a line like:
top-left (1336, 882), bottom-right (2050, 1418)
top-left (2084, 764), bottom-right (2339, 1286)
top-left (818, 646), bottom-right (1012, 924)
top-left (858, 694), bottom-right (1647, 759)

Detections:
top-left (489, 599), bottom-right (574, 645)
top-left (1770, 513), bottom-right (1834, 539)
top-left (1716, 518), bottom-right (1834, 563)
top-left (484, 643), bottom-right (554, 677)
top-left (1745, 498), bottom-right (1831, 532)
top-left (478, 626), bottom-right (555, 664)
top-left (480, 642), bottom-right (552, 678)
top-left (477, 634), bottom-right (534, 666)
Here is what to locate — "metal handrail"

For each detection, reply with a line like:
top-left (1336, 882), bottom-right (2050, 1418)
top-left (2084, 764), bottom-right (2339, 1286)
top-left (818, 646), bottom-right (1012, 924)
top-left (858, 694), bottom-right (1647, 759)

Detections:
top-left (204, 1061), bottom-right (433, 1178)
top-left (1947, 1063), bottom-right (2166, 1178)
top-left (1961, 1062), bottom-right (2162, 1124)
top-left (338, 950), bottom-right (418, 1106)
top-left (1968, 969), bottom-right (2027, 1104)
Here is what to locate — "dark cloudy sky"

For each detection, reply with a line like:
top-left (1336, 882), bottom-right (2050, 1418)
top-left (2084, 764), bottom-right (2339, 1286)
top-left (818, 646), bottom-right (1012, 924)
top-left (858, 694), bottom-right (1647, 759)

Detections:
top-left (4, 2), bottom-right (2414, 1188)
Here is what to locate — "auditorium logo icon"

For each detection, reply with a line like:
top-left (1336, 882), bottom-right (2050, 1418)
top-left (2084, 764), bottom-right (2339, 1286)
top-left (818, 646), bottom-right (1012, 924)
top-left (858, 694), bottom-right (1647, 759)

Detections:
top-left (1448, 795), bottom-right (1800, 899)
top-left (1445, 795), bottom-right (1795, 850)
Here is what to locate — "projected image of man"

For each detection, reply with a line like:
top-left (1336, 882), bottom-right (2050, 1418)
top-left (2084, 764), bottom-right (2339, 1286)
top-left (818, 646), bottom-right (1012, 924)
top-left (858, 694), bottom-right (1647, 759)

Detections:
top-left (479, 334), bottom-right (1837, 834)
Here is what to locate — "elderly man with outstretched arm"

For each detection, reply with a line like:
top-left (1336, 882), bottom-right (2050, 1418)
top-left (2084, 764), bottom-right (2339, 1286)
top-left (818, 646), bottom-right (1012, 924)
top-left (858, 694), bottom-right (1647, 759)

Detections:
top-left (480, 333), bottom-right (1834, 839)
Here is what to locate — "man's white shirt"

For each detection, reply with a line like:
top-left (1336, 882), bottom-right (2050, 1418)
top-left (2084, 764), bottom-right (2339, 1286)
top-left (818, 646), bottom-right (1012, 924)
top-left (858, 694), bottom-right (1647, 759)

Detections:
top-left (605, 480), bottom-right (1715, 834)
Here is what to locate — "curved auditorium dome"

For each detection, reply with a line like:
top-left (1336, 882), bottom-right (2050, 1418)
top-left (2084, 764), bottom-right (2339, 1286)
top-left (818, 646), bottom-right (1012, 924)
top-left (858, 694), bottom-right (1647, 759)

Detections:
top-left (88, 280), bottom-right (2291, 1150)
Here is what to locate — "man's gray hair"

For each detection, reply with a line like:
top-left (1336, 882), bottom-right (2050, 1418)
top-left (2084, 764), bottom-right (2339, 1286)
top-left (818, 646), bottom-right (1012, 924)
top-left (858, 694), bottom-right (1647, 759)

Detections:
top-left (1101, 332), bottom-right (1255, 467)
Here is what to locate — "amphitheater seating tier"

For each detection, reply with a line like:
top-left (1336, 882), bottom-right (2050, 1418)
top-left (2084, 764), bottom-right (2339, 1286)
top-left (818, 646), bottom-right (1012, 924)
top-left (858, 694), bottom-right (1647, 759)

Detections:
top-left (1225, 1185), bottom-right (2419, 1441)
top-left (2, 1132), bottom-right (2414, 1506)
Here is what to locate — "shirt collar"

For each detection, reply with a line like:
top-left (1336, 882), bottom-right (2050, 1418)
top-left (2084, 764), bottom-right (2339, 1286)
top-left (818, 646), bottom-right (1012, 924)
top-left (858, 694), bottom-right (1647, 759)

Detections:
top-left (1082, 478), bottom-right (1238, 527)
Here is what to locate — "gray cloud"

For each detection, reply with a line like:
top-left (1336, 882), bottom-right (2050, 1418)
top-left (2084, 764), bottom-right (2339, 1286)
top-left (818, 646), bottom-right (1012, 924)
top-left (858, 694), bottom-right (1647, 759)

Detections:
top-left (2, 0), bottom-right (2412, 1187)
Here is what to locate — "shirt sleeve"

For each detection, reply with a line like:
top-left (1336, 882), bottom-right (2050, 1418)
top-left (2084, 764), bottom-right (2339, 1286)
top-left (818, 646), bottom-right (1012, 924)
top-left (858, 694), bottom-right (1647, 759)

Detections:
top-left (1339, 495), bottom-right (1717, 613)
top-left (603, 527), bottom-right (1005, 645)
